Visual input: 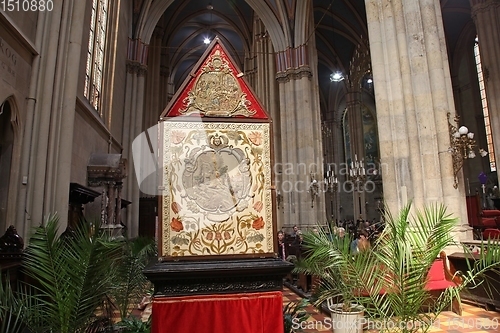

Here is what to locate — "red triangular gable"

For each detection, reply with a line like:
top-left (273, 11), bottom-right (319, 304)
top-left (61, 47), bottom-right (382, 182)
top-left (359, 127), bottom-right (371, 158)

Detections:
top-left (160, 38), bottom-right (269, 120)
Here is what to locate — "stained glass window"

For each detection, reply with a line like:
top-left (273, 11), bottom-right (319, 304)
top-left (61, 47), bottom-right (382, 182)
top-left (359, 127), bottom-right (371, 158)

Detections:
top-left (84, 0), bottom-right (109, 115)
top-left (474, 36), bottom-right (495, 171)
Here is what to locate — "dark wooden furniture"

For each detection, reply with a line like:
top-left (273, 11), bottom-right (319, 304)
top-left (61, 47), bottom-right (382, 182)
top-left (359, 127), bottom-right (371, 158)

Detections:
top-left (448, 252), bottom-right (500, 311)
top-left (0, 225), bottom-right (25, 291)
top-left (466, 195), bottom-right (500, 239)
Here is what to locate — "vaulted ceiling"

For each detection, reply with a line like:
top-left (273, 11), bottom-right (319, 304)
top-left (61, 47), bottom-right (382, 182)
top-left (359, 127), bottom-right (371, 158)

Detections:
top-left (148, 1), bottom-right (366, 94)
top-left (138, 0), bottom-right (472, 115)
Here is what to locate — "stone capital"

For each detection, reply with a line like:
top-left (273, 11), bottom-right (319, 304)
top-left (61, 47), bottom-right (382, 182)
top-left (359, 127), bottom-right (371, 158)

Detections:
top-left (126, 60), bottom-right (148, 76)
top-left (470, 0), bottom-right (500, 18)
top-left (276, 66), bottom-right (312, 83)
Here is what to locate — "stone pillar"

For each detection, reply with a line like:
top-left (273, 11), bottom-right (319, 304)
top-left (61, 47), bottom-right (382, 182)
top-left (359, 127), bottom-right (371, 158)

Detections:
top-left (107, 183), bottom-right (116, 225)
top-left (144, 28), bottom-right (163, 130)
top-left (346, 91), bottom-right (366, 220)
top-left (365, 0), bottom-right (470, 237)
top-left (249, 17), bottom-right (282, 228)
top-left (20, 0), bottom-right (87, 233)
top-left (115, 181), bottom-right (123, 227)
top-left (160, 64), bottom-right (170, 109)
top-left (122, 39), bottom-right (148, 238)
top-left (276, 44), bottom-right (325, 229)
top-left (469, 0), bottom-right (500, 186)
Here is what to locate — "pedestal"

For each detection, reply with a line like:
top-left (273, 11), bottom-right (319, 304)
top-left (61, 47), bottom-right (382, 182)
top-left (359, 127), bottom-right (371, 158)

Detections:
top-left (143, 258), bottom-right (293, 333)
top-left (448, 252), bottom-right (500, 310)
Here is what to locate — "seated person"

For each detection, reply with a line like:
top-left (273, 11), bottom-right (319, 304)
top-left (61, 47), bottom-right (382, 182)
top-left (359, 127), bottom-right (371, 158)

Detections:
top-left (277, 230), bottom-right (288, 260)
top-left (291, 231), bottom-right (304, 259)
top-left (351, 230), bottom-right (371, 254)
top-left (290, 225), bottom-right (299, 238)
top-left (336, 227), bottom-right (346, 239)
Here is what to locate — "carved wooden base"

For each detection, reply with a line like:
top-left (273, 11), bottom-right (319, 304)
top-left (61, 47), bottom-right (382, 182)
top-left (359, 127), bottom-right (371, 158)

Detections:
top-left (143, 257), bottom-right (294, 297)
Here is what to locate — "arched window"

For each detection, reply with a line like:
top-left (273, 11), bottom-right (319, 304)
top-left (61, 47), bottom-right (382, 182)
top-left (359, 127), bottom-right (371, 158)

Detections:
top-left (84, 0), bottom-right (110, 115)
top-left (0, 100), bottom-right (14, 225)
top-left (474, 36), bottom-right (495, 172)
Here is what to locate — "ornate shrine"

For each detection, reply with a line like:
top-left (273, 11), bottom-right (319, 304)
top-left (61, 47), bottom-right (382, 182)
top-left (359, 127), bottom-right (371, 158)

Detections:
top-left (157, 40), bottom-right (274, 260)
top-left (144, 38), bottom-right (292, 333)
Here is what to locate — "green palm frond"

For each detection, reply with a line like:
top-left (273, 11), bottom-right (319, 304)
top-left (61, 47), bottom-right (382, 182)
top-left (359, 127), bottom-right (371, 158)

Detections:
top-left (295, 202), bottom-right (465, 333)
top-left (112, 236), bottom-right (157, 320)
top-left (458, 238), bottom-right (500, 300)
top-left (0, 277), bottom-right (25, 333)
top-left (21, 214), bottom-right (123, 333)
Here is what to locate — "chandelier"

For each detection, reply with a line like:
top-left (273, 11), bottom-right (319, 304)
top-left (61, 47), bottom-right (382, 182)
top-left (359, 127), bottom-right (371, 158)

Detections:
top-left (348, 154), bottom-right (366, 184)
top-left (324, 169), bottom-right (338, 193)
top-left (447, 112), bottom-right (488, 189)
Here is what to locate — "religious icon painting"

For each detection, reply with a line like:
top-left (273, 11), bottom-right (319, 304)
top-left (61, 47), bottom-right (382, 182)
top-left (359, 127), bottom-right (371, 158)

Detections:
top-left (158, 38), bottom-right (275, 260)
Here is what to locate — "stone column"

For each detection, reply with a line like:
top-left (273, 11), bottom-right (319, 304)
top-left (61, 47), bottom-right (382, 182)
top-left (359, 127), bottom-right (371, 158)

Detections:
top-left (249, 17), bottom-right (282, 228)
top-left (160, 64), bottom-right (170, 109)
top-left (115, 181), bottom-right (123, 227)
top-left (122, 38), bottom-right (148, 238)
top-left (276, 43), bottom-right (325, 229)
top-left (469, 0), bottom-right (500, 186)
top-left (107, 182), bottom-right (116, 225)
top-left (365, 0), bottom-right (470, 236)
top-left (346, 91), bottom-right (366, 220)
top-left (144, 28), bottom-right (163, 130)
top-left (21, 0), bottom-right (87, 233)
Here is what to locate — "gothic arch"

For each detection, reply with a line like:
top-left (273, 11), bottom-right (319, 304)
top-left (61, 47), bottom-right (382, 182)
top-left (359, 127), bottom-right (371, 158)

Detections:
top-left (0, 96), bottom-right (21, 231)
top-left (0, 96), bottom-right (21, 144)
top-left (135, 0), bottom-right (289, 52)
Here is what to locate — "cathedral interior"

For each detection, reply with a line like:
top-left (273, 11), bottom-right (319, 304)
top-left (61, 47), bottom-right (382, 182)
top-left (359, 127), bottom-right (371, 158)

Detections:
top-left (2, 1), bottom-right (500, 332)
top-left (0, 0), bottom-right (499, 243)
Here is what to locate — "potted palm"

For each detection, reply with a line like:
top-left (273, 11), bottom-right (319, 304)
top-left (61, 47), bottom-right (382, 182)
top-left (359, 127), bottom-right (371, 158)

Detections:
top-left (295, 202), bottom-right (500, 333)
top-left (112, 236), bottom-right (156, 319)
top-left (283, 299), bottom-right (310, 333)
top-left (0, 214), bottom-right (124, 333)
top-left (293, 229), bottom-right (375, 333)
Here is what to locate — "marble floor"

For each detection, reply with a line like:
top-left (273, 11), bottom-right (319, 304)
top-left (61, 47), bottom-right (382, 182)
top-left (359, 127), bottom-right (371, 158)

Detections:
top-left (282, 287), bottom-right (500, 333)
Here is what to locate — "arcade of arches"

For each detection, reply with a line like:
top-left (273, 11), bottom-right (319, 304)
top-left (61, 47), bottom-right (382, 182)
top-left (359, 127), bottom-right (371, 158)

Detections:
top-left (1, 0), bottom-right (500, 243)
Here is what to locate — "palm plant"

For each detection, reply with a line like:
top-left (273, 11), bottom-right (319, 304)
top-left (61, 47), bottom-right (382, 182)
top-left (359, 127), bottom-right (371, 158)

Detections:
top-left (283, 298), bottom-right (310, 333)
top-left (0, 278), bottom-right (24, 333)
top-left (295, 202), bottom-right (500, 333)
top-left (114, 315), bottom-right (151, 333)
top-left (112, 236), bottom-right (157, 320)
top-left (293, 226), bottom-right (378, 313)
top-left (18, 214), bottom-right (124, 333)
top-left (365, 203), bottom-right (461, 332)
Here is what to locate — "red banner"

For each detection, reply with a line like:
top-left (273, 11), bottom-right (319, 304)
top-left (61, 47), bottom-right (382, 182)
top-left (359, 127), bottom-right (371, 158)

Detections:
top-left (152, 291), bottom-right (284, 333)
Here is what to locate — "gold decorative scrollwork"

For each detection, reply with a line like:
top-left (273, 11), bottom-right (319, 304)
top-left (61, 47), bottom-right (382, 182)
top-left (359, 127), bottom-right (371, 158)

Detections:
top-left (179, 50), bottom-right (256, 117)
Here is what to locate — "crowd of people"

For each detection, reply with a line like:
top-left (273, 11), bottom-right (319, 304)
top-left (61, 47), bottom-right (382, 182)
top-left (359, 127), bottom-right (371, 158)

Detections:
top-left (277, 218), bottom-right (385, 262)
top-left (277, 221), bottom-right (383, 292)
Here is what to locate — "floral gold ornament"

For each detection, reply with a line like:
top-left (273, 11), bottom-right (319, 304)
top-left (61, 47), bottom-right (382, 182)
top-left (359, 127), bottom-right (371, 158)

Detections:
top-left (179, 49), bottom-right (256, 117)
top-left (171, 202), bottom-right (181, 214)
top-left (171, 130), bottom-right (186, 144)
top-left (161, 122), bottom-right (273, 257)
top-left (170, 217), bottom-right (183, 232)
top-left (252, 216), bottom-right (265, 230)
top-left (253, 200), bottom-right (263, 212)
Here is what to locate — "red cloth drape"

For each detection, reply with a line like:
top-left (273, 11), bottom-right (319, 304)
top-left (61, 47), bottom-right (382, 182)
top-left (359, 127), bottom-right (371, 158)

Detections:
top-left (152, 291), bottom-right (283, 333)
